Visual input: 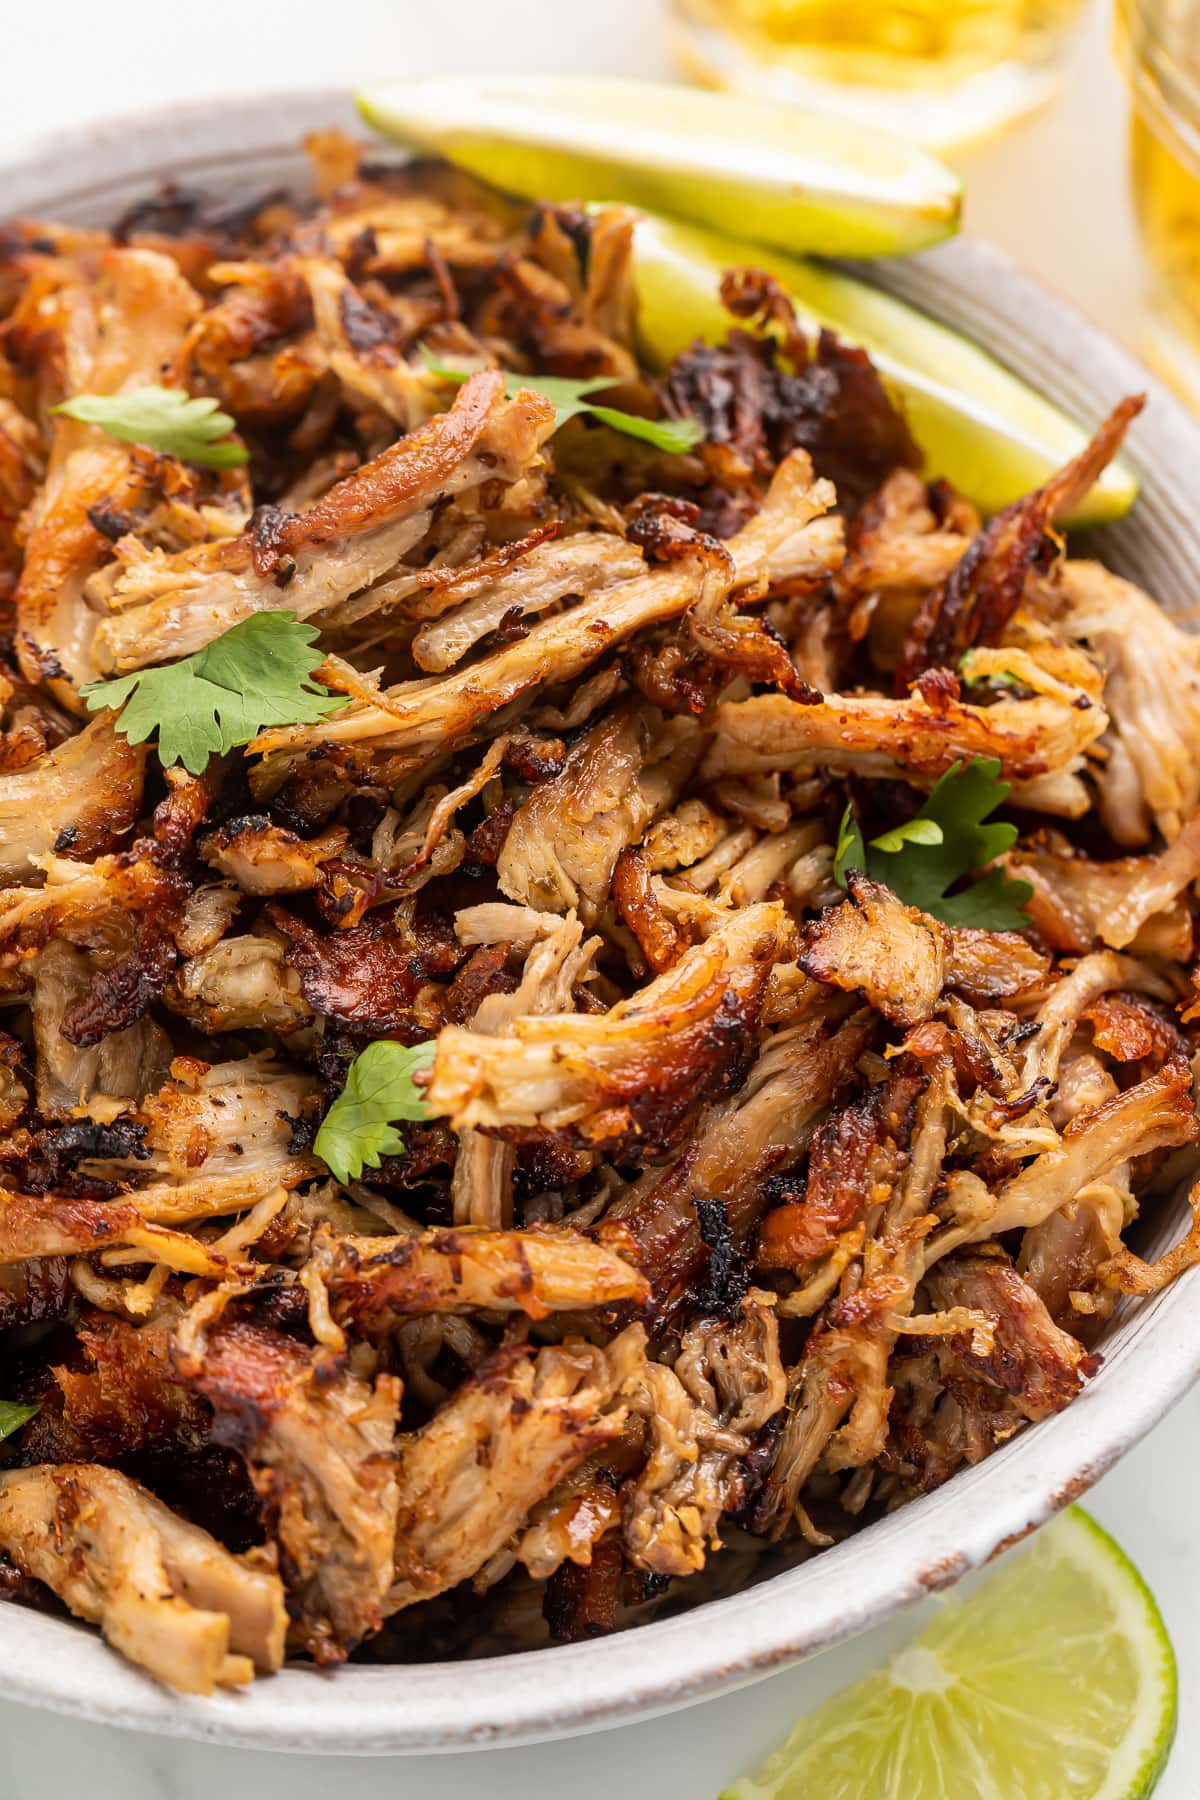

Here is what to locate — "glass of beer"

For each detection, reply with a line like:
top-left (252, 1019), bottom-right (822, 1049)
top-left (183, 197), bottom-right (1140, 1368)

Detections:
top-left (1117, 0), bottom-right (1200, 407)
top-left (669, 1), bottom-right (1090, 151)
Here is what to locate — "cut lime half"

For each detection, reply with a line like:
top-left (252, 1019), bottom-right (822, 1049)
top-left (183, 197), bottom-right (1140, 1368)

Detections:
top-left (631, 213), bottom-right (1137, 527)
top-left (720, 1507), bottom-right (1176, 1800)
top-left (358, 85), bottom-right (1136, 526)
top-left (357, 75), bottom-right (961, 260)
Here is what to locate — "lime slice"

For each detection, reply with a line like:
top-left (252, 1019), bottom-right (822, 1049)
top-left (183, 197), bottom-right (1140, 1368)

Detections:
top-left (356, 75), bottom-right (961, 260)
top-left (720, 1507), bottom-right (1176, 1800)
top-left (631, 213), bottom-right (1137, 527)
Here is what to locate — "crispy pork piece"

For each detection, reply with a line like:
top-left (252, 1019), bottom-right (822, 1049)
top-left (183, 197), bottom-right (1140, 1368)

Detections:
top-left (799, 874), bottom-right (948, 1027)
top-left (703, 681), bottom-right (1106, 813)
top-left (267, 903), bottom-right (430, 1034)
top-left (31, 939), bottom-right (172, 1118)
top-left (130, 1054), bottom-right (321, 1187)
top-left (387, 1327), bottom-right (645, 1611)
top-left (18, 1315), bottom-right (209, 1469)
top-left (180, 254), bottom-right (315, 424)
top-left (888, 1246), bottom-right (1098, 1490)
top-left (932, 1058), bottom-right (1200, 1261)
top-left (756, 1068), bottom-right (924, 1270)
top-left (922, 1251), bottom-right (1088, 1418)
top-left (756, 1059), bottom-right (954, 1530)
top-left (1017, 1180), bottom-right (1123, 1330)
top-left (0, 1037), bottom-right (26, 1136)
top-left (94, 374), bottom-right (555, 669)
top-left (298, 254), bottom-right (437, 430)
top-left (15, 250), bottom-right (203, 701)
top-left (0, 1170), bottom-right (308, 1267)
top-left (0, 843), bottom-right (180, 958)
top-left (1013, 949), bottom-right (1181, 1102)
top-left (200, 816), bottom-right (349, 894)
top-left (0, 1055), bottom-right (323, 1261)
top-left (1054, 559), bottom-right (1200, 844)
top-left (0, 718), bottom-right (145, 882)
top-left (1083, 990), bottom-right (1189, 1070)
top-left (0, 1189), bottom-right (196, 1266)
top-left (623, 1291), bottom-right (785, 1576)
top-left (497, 705), bottom-right (703, 920)
top-left (834, 467), bottom-right (973, 608)
top-left (0, 1463), bottom-right (286, 1693)
top-left (0, 399), bottom-right (42, 582)
top-left (184, 1321), bottom-right (401, 1660)
top-left (323, 522), bottom-right (553, 633)
top-left (612, 847), bottom-right (688, 972)
top-left (1008, 811), bottom-right (1200, 956)
top-left (426, 902), bottom-right (790, 1151)
top-left (664, 298), bottom-right (917, 508)
top-left (252, 450), bottom-right (840, 766)
top-left (943, 927), bottom-right (1051, 1004)
top-left (511, 1446), bottom-right (633, 1585)
top-left (1099, 1171), bottom-right (1200, 1298)
top-left (708, 447), bottom-right (846, 590)
top-left (169, 934), bottom-right (313, 1034)
top-left (411, 534), bottom-right (646, 672)
top-left (173, 884), bottom-right (243, 959)
top-left (316, 1224), bottom-right (647, 1333)
top-left (0, 1257), bottom-right (72, 1331)
top-left (256, 547), bottom-right (732, 766)
top-left (445, 913), bottom-right (597, 1227)
top-left (895, 396), bottom-right (1141, 686)
top-left (607, 1009), bottom-right (874, 1320)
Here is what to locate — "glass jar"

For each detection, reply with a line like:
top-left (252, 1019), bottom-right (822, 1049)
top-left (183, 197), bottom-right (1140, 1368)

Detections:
top-left (1116, 0), bottom-right (1200, 405)
top-left (668, 1), bottom-right (1090, 152)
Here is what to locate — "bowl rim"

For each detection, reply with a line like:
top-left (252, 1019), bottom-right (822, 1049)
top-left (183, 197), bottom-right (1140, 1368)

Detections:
top-left (2, 82), bottom-right (1200, 1758)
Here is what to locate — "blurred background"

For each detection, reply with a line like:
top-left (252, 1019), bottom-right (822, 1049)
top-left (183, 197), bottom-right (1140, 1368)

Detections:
top-left (1, 2), bottom-right (1199, 1795)
top-left (0, 0), bottom-right (1167, 375)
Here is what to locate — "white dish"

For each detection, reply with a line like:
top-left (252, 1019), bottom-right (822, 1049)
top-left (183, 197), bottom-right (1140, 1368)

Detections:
top-left (2, 85), bottom-right (1200, 1757)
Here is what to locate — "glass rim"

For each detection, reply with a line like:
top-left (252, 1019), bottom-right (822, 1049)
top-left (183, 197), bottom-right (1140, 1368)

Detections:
top-left (1116, 0), bottom-right (1200, 168)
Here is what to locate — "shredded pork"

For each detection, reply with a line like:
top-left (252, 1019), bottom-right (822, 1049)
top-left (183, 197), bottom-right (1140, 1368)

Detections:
top-left (0, 131), bottom-right (1195, 1690)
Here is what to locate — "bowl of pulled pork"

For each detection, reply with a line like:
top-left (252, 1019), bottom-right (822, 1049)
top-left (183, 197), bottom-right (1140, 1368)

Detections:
top-left (0, 87), bottom-right (1199, 1754)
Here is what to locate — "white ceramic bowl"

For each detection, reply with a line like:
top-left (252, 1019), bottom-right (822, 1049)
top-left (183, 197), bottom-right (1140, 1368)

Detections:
top-left (3, 87), bottom-right (1200, 1757)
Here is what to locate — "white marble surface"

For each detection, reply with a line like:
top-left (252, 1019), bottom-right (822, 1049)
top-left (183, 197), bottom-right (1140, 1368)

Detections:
top-left (1, 1), bottom-right (1193, 1793)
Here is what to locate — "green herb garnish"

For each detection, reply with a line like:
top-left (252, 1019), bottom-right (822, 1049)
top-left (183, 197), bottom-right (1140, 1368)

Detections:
top-left (958, 663), bottom-right (1029, 693)
top-left (834, 756), bottom-right (1033, 931)
top-left (420, 346), bottom-right (704, 454)
top-left (0, 1401), bottom-right (39, 1443)
top-left (314, 1041), bottom-right (438, 1185)
top-left (53, 385), bottom-right (248, 469)
top-left (80, 612), bottom-right (348, 776)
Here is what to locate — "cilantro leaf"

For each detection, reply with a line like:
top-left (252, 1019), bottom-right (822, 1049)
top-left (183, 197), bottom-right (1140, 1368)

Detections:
top-left (419, 346), bottom-right (703, 455)
top-left (834, 758), bottom-right (1033, 931)
top-left (585, 404), bottom-right (703, 451)
top-left (959, 666), bottom-right (1026, 691)
top-left (870, 817), bottom-right (944, 854)
top-left (52, 385), bottom-right (248, 469)
top-left (79, 612), bottom-right (348, 775)
top-left (0, 1401), bottom-right (39, 1443)
top-left (834, 803), bottom-right (866, 886)
top-left (931, 863), bottom-right (1033, 930)
top-left (314, 1041), bottom-right (437, 1185)
top-left (957, 655), bottom-right (1030, 696)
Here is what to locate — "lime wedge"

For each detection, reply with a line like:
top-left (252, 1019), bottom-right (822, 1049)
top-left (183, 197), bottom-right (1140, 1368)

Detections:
top-left (720, 1508), bottom-right (1176, 1800)
top-left (631, 213), bottom-right (1137, 527)
top-left (356, 76), bottom-right (961, 260)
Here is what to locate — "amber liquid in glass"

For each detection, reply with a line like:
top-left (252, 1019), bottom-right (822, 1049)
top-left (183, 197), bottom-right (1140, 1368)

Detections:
top-left (672, 0), bottom-right (1088, 148)
top-left (1129, 104), bottom-right (1200, 400)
